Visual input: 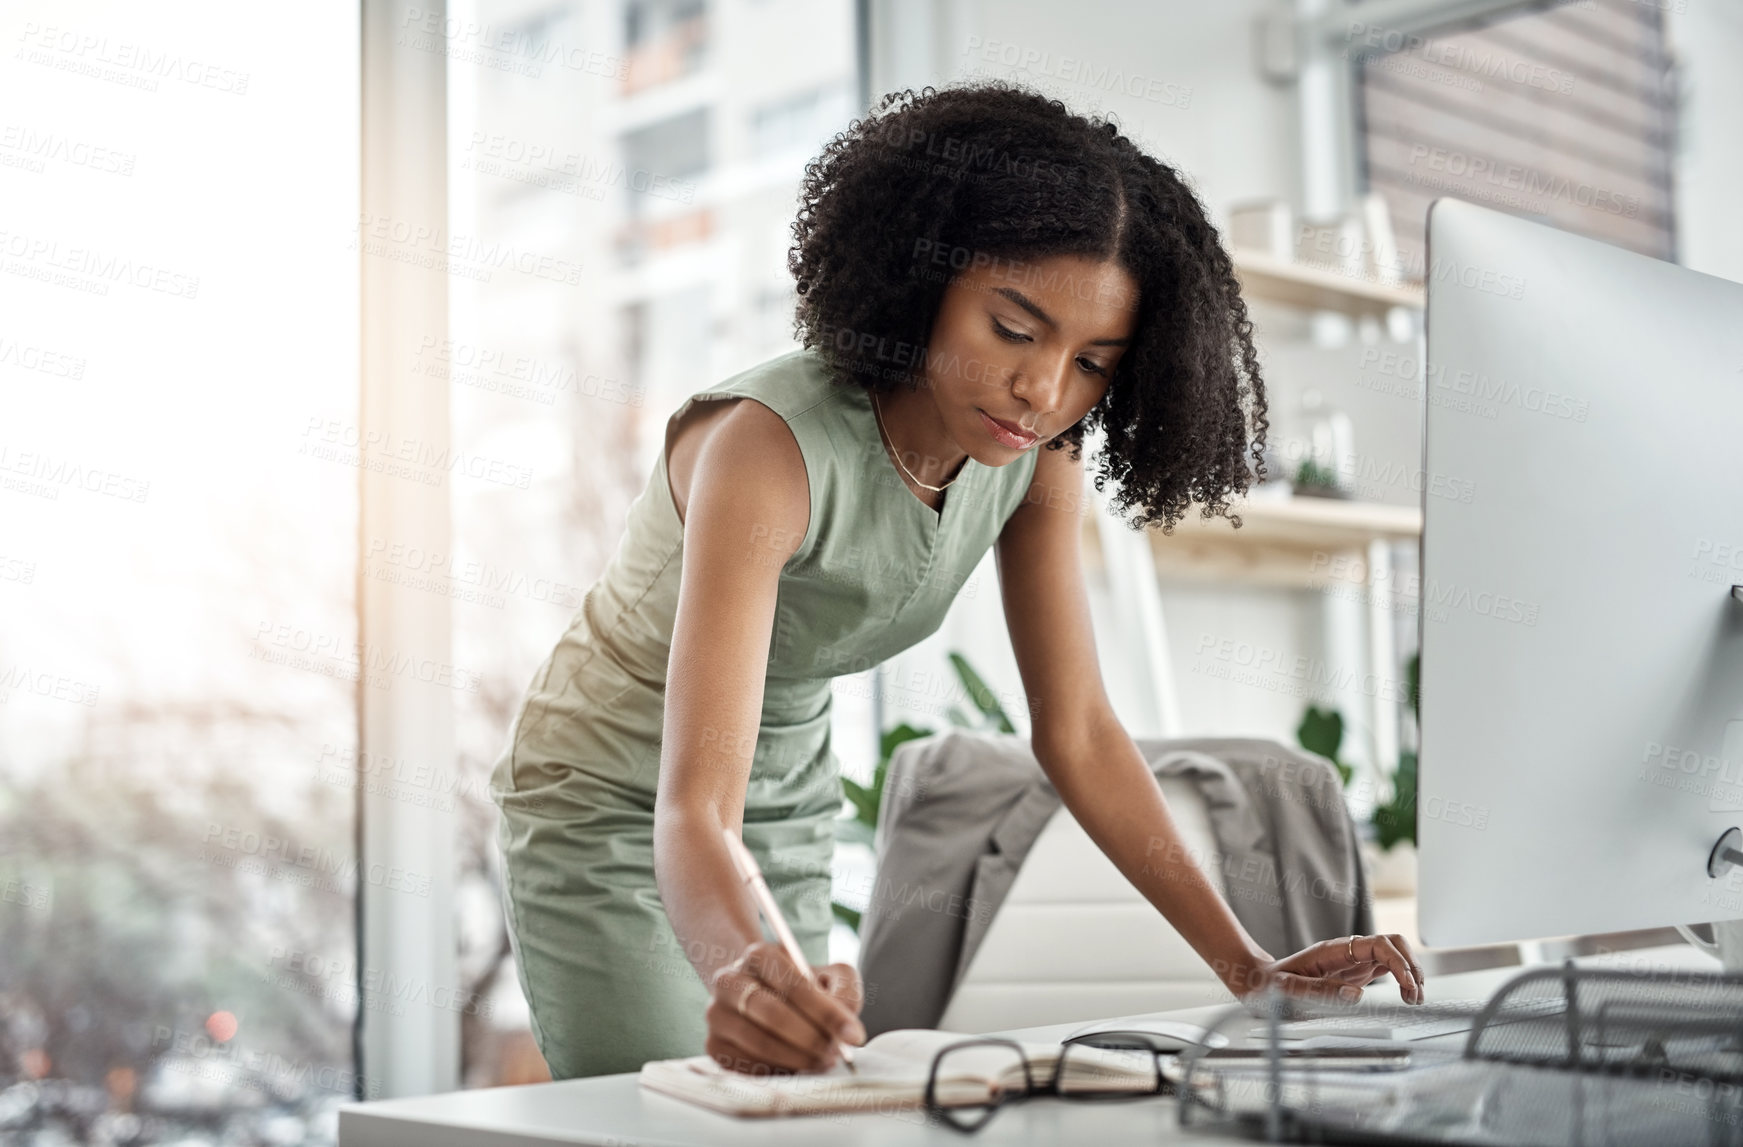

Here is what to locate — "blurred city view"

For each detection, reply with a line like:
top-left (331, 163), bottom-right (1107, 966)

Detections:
top-left (0, 0), bottom-right (859, 1141)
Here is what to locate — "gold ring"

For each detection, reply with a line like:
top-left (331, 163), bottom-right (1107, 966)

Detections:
top-left (1347, 935), bottom-right (1358, 962)
top-left (736, 981), bottom-right (760, 1018)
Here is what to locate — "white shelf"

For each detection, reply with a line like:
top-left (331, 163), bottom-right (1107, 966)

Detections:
top-left (1085, 495), bottom-right (1420, 587)
top-left (1166, 494), bottom-right (1420, 546)
top-left (1232, 248), bottom-right (1424, 319)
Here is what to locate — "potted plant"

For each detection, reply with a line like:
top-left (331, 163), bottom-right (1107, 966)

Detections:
top-left (1294, 652), bottom-right (1421, 897)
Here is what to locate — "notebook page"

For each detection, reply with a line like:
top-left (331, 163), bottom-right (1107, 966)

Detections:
top-left (637, 1029), bottom-right (1067, 1115)
top-left (674, 1029), bottom-right (1154, 1091)
top-left (674, 1029), bottom-right (1023, 1089)
top-left (641, 1044), bottom-right (997, 1115)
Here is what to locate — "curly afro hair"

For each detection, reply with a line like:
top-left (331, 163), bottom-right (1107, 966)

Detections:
top-left (786, 79), bottom-right (1269, 532)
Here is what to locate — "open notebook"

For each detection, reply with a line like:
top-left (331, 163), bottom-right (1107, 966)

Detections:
top-left (637, 1028), bottom-right (1161, 1117)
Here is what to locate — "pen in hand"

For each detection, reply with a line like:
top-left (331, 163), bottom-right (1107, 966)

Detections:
top-left (720, 827), bottom-right (859, 1074)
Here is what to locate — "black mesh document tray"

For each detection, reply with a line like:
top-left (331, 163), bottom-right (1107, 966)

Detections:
top-left (1173, 961), bottom-right (1743, 1145)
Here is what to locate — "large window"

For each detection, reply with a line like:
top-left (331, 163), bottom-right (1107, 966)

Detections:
top-left (0, 3), bottom-right (361, 1142)
top-left (5, 0), bottom-right (870, 1110)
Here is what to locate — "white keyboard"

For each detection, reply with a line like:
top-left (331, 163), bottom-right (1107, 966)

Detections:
top-left (1270, 995), bottom-right (1567, 1041)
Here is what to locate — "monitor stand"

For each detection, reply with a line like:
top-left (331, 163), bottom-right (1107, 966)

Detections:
top-left (1707, 827), bottom-right (1743, 879)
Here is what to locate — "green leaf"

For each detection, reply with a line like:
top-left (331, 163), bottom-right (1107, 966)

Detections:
top-left (875, 722), bottom-right (932, 807)
top-left (835, 722), bottom-right (933, 849)
top-left (879, 722), bottom-right (932, 762)
top-left (840, 777), bottom-right (879, 826)
top-left (949, 651), bottom-right (1015, 733)
top-left (1374, 805), bottom-right (1410, 851)
top-left (1297, 706), bottom-right (1344, 763)
top-left (831, 901), bottom-right (862, 931)
top-left (1395, 748), bottom-right (1418, 793)
top-left (1372, 749), bottom-right (1419, 851)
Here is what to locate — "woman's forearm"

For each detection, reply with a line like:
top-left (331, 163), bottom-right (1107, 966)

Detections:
top-left (1034, 715), bottom-right (1275, 996)
top-left (652, 805), bottom-right (765, 990)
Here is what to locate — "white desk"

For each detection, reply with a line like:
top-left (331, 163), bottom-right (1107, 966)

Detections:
top-left (338, 943), bottom-right (1717, 1146)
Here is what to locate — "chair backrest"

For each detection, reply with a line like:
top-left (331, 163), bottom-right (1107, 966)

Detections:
top-left (936, 774), bottom-right (1235, 1033)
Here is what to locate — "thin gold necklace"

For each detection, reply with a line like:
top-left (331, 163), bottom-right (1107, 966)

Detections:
top-left (872, 390), bottom-right (961, 492)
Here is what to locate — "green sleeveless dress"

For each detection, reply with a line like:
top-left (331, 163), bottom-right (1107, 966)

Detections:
top-left (488, 347), bottom-right (1041, 1078)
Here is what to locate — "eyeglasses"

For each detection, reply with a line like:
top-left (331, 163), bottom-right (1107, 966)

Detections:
top-left (920, 1030), bottom-right (1177, 1133)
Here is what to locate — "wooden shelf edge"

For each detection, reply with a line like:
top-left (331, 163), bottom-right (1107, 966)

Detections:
top-left (1231, 495), bottom-right (1423, 537)
top-left (1082, 497), bottom-right (1421, 585)
top-left (1233, 248), bottom-right (1425, 317)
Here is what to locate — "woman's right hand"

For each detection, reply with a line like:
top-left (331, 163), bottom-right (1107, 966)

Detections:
top-left (704, 940), bottom-right (867, 1074)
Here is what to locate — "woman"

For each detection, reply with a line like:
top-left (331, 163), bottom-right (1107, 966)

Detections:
top-left (489, 80), bottom-right (1425, 1081)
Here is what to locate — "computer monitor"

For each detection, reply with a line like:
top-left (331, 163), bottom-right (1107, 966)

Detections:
top-left (1418, 198), bottom-right (1743, 949)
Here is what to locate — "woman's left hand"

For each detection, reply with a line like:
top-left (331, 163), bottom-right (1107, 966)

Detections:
top-left (1240, 933), bottom-right (1426, 1010)
top-left (1227, 927), bottom-right (1429, 1011)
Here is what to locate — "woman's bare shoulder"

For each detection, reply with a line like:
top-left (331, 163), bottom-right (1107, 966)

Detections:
top-left (670, 395), bottom-right (811, 559)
